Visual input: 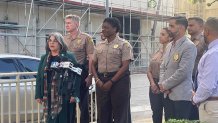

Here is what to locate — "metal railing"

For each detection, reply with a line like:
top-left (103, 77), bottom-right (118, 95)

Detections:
top-left (0, 72), bottom-right (97, 123)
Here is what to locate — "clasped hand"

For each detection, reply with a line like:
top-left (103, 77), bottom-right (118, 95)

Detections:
top-left (96, 79), bottom-right (113, 91)
top-left (158, 83), bottom-right (171, 94)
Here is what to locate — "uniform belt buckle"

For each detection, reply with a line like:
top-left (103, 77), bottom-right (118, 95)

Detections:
top-left (103, 72), bottom-right (108, 77)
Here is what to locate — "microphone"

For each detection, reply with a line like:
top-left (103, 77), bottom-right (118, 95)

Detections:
top-left (59, 61), bottom-right (73, 68)
top-left (50, 61), bottom-right (59, 69)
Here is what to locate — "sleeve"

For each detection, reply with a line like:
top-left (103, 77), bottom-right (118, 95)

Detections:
top-left (162, 44), bottom-right (197, 90)
top-left (35, 55), bottom-right (46, 99)
top-left (159, 44), bottom-right (170, 83)
top-left (85, 35), bottom-right (94, 55)
top-left (122, 42), bottom-right (134, 61)
top-left (159, 60), bottom-right (165, 83)
top-left (67, 52), bottom-right (81, 99)
top-left (193, 52), bottom-right (218, 103)
top-left (71, 74), bottom-right (81, 99)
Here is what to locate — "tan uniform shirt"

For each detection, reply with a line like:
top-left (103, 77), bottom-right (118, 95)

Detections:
top-left (191, 33), bottom-right (207, 76)
top-left (64, 32), bottom-right (94, 64)
top-left (93, 36), bottom-right (134, 73)
top-left (148, 49), bottom-right (164, 80)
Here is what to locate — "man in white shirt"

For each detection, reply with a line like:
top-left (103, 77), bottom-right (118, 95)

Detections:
top-left (192, 17), bottom-right (218, 123)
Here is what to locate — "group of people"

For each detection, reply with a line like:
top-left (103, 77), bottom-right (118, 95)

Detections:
top-left (34, 13), bottom-right (218, 123)
top-left (148, 16), bottom-right (218, 123)
top-left (35, 15), bottom-right (133, 123)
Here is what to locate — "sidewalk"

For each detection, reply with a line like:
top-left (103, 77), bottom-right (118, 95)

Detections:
top-left (130, 74), bottom-right (153, 123)
top-left (133, 119), bottom-right (153, 123)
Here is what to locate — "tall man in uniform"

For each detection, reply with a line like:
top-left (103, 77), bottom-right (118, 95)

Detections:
top-left (187, 17), bottom-right (207, 120)
top-left (159, 16), bottom-right (197, 120)
top-left (64, 14), bottom-right (94, 123)
top-left (192, 17), bottom-right (218, 123)
top-left (91, 17), bottom-right (133, 123)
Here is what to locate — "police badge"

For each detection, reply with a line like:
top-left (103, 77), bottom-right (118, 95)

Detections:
top-left (77, 39), bottom-right (81, 45)
top-left (173, 53), bottom-right (179, 62)
top-left (114, 44), bottom-right (119, 48)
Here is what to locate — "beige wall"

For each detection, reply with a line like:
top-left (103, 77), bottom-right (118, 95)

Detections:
top-left (204, 0), bottom-right (218, 19)
top-left (174, 0), bottom-right (218, 20)
top-left (174, 0), bottom-right (204, 18)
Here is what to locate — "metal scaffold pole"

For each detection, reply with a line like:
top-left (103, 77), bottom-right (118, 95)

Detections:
top-left (37, 4), bottom-right (63, 34)
top-left (129, 0), bottom-right (132, 41)
top-left (106, 0), bottom-right (109, 17)
top-left (63, 0), bottom-right (65, 35)
top-left (24, 0), bottom-right (34, 54)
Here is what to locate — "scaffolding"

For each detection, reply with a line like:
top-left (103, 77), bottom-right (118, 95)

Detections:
top-left (0, 0), bottom-right (175, 73)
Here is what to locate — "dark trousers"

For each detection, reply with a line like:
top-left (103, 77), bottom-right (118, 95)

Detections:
top-left (164, 96), bottom-right (192, 121)
top-left (48, 97), bottom-right (76, 123)
top-left (149, 88), bottom-right (164, 123)
top-left (190, 76), bottom-right (199, 120)
top-left (189, 104), bottom-right (199, 120)
top-left (79, 80), bottom-right (90, 123)
top-left (96, 75), bottom-right (132, 123)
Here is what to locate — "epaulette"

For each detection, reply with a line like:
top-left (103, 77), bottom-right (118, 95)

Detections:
top-left (80, 32), bottom-right (91, 37)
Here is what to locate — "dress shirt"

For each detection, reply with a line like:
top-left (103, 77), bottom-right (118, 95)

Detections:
top-left (193, 39), bottom-right (218, 104)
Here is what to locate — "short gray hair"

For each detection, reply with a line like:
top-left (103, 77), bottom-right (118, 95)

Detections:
top-left (205, 17), bottom-right (218, 34)
top-left (65, 14), bottom-right (81, 27)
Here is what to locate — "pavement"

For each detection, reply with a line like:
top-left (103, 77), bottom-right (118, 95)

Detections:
top-left (130, 74), bottom-right (153, 123)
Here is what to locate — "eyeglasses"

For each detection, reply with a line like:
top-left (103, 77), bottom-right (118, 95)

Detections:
top-left (47, 39), bottom-right (59, 43)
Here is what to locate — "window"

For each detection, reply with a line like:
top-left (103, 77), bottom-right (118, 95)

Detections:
top-left (18, 58), bottom-right (39, 78)
top-left (19, 58), bottom-right (39, 72)
top-left (0, 58), bottom-right (18, 79)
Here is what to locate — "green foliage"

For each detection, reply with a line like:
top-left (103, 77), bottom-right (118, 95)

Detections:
top-left (165, 119), bottom-right (201, 123)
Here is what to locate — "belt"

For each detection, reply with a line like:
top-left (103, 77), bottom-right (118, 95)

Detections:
top-left (207, 97), bottom-right (218, 101)
top-left (97, 71), bottom-right (117, 78)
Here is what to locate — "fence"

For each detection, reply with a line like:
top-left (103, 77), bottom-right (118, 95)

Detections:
top-left (0, 72), bottom-right (97, 123)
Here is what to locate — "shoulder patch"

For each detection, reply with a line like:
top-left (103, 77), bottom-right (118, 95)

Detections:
top-left (124, 41), bottom-right (132, 49)
top-left (87, 36), bottom-right (93, 43)
top-left (122, 39), bottom-right (129, 44)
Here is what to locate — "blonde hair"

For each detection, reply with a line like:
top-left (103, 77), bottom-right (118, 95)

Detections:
top-left (65, 14), bottom-right (81, 27)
